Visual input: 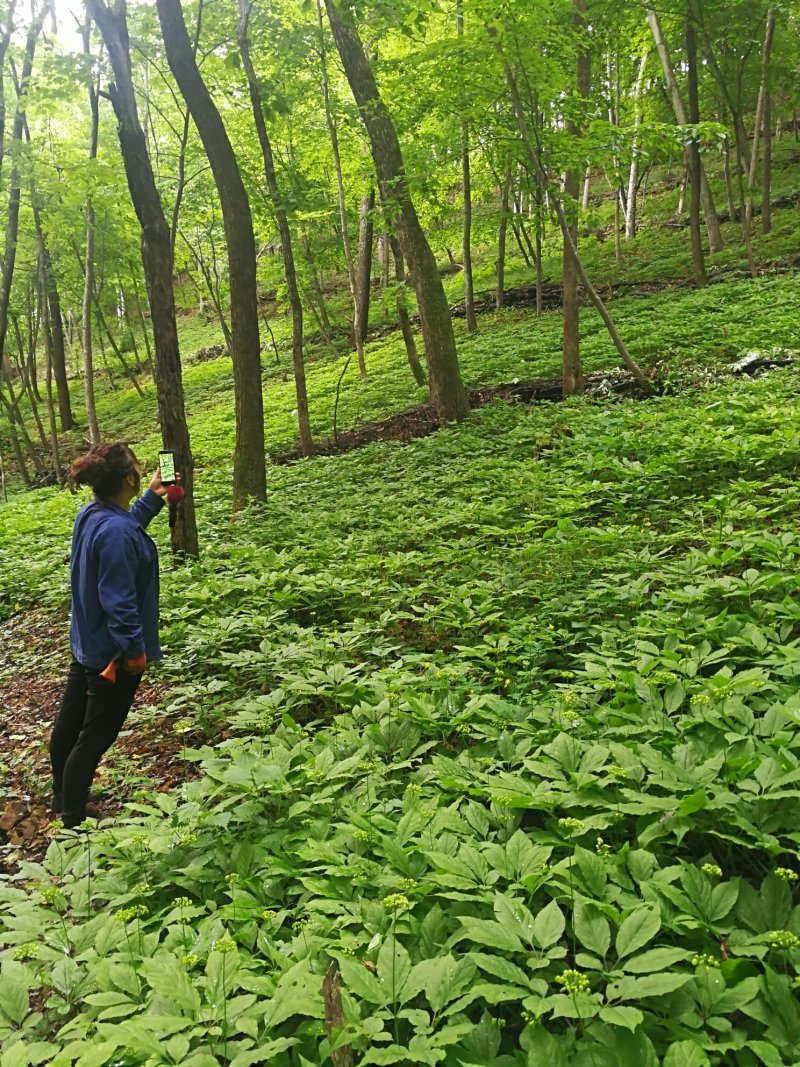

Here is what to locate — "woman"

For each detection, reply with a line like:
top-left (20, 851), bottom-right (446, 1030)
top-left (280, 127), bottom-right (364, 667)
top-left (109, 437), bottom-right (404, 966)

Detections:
top-left (50, 442), bottom-right (171, 829)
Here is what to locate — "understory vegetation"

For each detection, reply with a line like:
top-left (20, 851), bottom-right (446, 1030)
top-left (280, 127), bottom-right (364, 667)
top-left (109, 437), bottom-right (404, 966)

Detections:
top-left (3, 361), bottom-right (800, 1064)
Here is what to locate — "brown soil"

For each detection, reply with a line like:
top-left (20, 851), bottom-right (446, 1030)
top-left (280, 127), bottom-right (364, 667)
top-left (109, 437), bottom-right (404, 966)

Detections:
top-left (272, 370), bottom-right (657, 464)
top-left (0, 611), bottom-right (203, 873)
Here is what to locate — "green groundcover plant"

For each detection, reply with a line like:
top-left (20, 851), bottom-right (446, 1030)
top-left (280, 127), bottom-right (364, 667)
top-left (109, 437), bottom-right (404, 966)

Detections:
top-left (2, 372), bottom-right (800, 1065)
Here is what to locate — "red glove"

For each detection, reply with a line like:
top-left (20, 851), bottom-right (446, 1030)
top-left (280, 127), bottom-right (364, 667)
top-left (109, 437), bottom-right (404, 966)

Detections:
top-left (100, 654), bottom-right (147, 683)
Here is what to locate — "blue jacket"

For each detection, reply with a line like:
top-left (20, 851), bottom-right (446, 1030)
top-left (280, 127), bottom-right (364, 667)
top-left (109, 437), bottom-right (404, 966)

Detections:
top-left (69, 489), bottom-right (165, 670)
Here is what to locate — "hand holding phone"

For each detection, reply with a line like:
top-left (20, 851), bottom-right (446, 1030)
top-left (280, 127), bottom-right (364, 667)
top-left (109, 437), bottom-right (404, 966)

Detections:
top-left (158, 450), bottom-right (176, 486)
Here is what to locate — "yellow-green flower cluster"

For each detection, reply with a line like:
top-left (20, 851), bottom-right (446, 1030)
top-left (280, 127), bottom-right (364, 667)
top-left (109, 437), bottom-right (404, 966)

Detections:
top-left (13, 943), bottom-right (39, 961)
top-left (383, 893), bottom-right (411, 912)
top-left (213, 936), bottom-right (236, 954)
top-left (173, 896), bottom-right (192, 909)
top-left (116, 904), bottom-right (148, 923)
top-left (556, 969), bottom-right (590, 995)
top-left (768, 930), bottom-right (800, 950)
top-left (558, 817), bottom-right (585, 835)
top-left (776, 868), bottom-right (798, 882)
top-left (701, 863), bottom-right (722, 878)
top-left (692, 954), bottom-right (720, 969)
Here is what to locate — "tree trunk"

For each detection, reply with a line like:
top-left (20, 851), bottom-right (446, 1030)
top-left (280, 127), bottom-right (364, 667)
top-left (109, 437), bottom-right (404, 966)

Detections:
top-left (390, 235), bottom-right (426, 388)
top-left (496, 163), bottom-right (511, 309)
top-left (88, 0), bottom-right (199, 556)
top-left (237, 0), bottom-right (313, 457)
top-left (762, 83), bottom-right (773, 235)
top-left (156, 0), bottom-right (265, 509)
top-left (491, 26), bottom-right (649, 388)
top-left (625, 51), bottom-right (649, 240)
top-left (722, 136), bottom-right (737, 218)
top-left (746, 8), bottom-right (776, 236)
top-left (300, 228), bottom-right (335, 344)
top-left (355, 184), bottom-right (374, 357)
top-left (647, 6), bottom-right (724, 252)
top-left (686, 2), bottom-right (707, 287)
top-left (316, 0), bottom-right (366, 382)
top-left (457, 0), bottom-right (477, 333)
top-left (80, 16), bottom-right (101, 443)
top-left (38, 259), bottom-right (62, 479)
top-left (324, 0), bottom-right (469, 423)
top-left (562, 0), bottom-right (590, 397)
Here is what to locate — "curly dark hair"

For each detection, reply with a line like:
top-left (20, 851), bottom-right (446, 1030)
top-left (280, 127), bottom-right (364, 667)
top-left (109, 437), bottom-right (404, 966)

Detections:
top-left (70, 443), bottom-right (141, 501)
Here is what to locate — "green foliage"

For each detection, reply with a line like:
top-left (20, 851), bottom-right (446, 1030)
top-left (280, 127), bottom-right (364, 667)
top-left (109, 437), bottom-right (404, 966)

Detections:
top-left (4, 370), bottom-right (800, 1062)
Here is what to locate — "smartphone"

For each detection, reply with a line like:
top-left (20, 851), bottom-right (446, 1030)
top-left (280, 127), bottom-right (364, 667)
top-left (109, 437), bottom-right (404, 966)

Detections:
top-left (158, 450), bottom-right (176, 486)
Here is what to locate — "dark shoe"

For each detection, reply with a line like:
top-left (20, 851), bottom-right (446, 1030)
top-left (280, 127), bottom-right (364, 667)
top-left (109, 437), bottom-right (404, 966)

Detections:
top-left (50, 792), bottom-right (63, 814)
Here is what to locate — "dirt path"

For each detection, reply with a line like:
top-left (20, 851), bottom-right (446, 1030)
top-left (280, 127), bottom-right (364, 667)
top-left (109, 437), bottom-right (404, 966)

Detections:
top-left (0, 611), bottom-right (201, 872)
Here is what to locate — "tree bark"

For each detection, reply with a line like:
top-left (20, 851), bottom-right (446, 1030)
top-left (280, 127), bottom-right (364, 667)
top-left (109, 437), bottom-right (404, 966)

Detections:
top-left (156, 0), bottom-right (266, 508)
top-left (88, 0), bottom-right (198, 556)
top-left (80, 15), bottom-right (101, 443)
top-left (316, 0), bottom-right (367, 381)
top-left (686, 2), bottom-right (707, 287)
top-left (647, 6), bottom-right (724, 253)
top-left (237, 0), bottom-right (313, 457)
top-left (762, 80), bottom-right (773, 235)
top-left (496, 163), bottom-right (511, 309)
top-left (0, 6), bottom-right (47, 390)
top-left (324, 0), bottom-right (469, 423)
top-left (490, 26), bottom-right (649, 389)
top-left (625, 51), bottom-right (649, 240)
top-left (457, 0), bottom-right (477, 333)
top-left (355, 184), bottom-right (374, 357)
top-left (562, 0), bottom-right (590, 397)
top-left (746, 8), bottom-right (776, 235)
top-left (390, 235), bottom-right (426, 388)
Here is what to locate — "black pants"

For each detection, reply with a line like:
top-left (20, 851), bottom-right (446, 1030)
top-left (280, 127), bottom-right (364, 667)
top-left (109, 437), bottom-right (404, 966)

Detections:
top-left (50, 660), bottom-right (142, 828)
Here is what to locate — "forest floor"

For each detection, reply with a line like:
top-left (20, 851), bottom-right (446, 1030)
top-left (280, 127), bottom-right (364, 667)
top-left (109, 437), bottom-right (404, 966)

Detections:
top-left (0, 610), bottom-right (202, 870)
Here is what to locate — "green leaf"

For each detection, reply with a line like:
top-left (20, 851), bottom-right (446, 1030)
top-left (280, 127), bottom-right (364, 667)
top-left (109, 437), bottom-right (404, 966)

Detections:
top-left (623, 947), bottom-right (688, 973)
top-left (0, 965), bottom-right (29, 1025)
top-left (574, 897), bottom-right (610, 958)
top-left (455, 917), bottom-right (524, 953)
top-left (377, 936), bottom-right (412, 1005)
top-left (662, 1041), bottom-right (710, 1067)
top-left (610, 973), bottom-right (692, 1000)
top-left (265, 960), bottom-right (324, 1028)
top-left (616, 908), bottom-right (661, 959)
top-left (337, 956), bottom-right (385, 1005)
top-left (599, 1005), bottom-right (644, 1031)
top-left (532, 899), bottom-right (566, 949)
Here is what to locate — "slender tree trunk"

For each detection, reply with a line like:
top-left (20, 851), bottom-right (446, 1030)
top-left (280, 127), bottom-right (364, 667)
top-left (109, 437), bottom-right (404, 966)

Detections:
top-left (496, 163), bottom-right (511, 309)
top-left (237, 0), bottom-right (313, 457)
top-left (130, 270), bottom-right (153, 372)
top-left (647, 6), bottom-right (724, 252)
top-left (625, 51), bottom-right (649, 239)
top-left (746, 8), bottom-right (776, 236)
top-left (38, 263), bottom-right (62, 479)
top-left (390, 236), bottom-right (425, 387)
top-left (156, 0), bottom-right (265, 508)
top-left (762, 85), bottom-right (773, 235)
top-left (491, 26), bottom-right (648, 388)
top-left (88, 0), bottom-right (199, 556)
top-left (722, 136), bottom-right (737, 218)
top-left (562, 0), bottom-right (590, 396)
top-left (581, 168), bottom-right (591, 212)
top-left (457, 0), bottom-right (477, 333)
top-left (355, 184), bottom-right (374, 356)
top-left (316, 0), bottom-right (366, 381)
top-left (686, 1), bottom-right (707, 287)
top-left (325, 0), bottom-right (469, 422)
top-left (300, 228), bottom-right (335, 343)
top-left (80, 17), bottom-right (101, 443)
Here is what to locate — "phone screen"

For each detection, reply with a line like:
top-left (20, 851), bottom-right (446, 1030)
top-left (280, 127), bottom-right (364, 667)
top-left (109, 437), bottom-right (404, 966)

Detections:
top-left (159, 451), bottom-right (176, 485)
